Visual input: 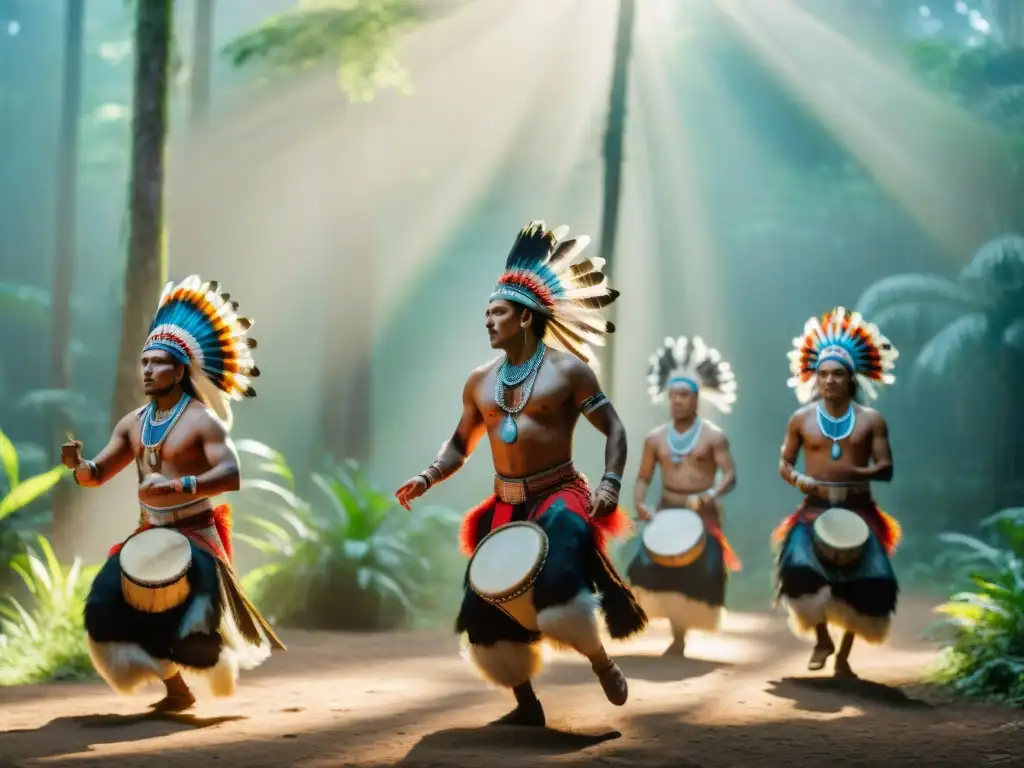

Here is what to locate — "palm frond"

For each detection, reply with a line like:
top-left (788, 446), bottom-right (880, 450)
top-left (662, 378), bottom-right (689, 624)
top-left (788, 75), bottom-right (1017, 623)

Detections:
top-left (961, 234), bottom-right (1024, 288)
top-left (914, 313), bottom-right (988, 378)
top-left (855, 273), bottom-right (978, 318)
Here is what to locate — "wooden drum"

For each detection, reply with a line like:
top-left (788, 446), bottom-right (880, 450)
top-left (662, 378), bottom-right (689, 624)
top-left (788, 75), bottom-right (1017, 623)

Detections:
top-left (812, 507), bottom-right (869, 568)
top-left (467, 521), bottom-right (549, 630)
top-left (119, 527), bottom-right (193, 613)
top-left (643, 508), bottom-right (706, 568)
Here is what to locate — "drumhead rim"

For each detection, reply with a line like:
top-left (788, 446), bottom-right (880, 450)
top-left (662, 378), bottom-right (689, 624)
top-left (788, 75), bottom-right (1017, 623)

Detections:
top-left (119, 528), bottom-right (193, 587)
top-left (642, 508), bottom-right (706, 557)
top-left (468, 521), bottom-right (549, 602)
top-left (812, 507), bottom-right (870, 548)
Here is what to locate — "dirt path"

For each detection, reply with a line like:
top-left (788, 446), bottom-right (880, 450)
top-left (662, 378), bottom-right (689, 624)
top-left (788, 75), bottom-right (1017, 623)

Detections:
top-left (1, 598), bottom-right (1021, 768)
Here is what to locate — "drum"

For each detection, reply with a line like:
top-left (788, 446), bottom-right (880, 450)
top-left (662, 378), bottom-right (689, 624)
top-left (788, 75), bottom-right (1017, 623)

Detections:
top-left (119, 527), bottom-right (193, 613)
top-left (467, 521), bottom-right (549, 630)
top-left (812, 507), bottom-right (869, 568)
top-left (643, 508), bottom-right (706, 568)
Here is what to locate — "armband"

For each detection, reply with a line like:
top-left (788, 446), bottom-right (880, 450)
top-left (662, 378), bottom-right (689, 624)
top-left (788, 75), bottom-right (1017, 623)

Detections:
top-left (580, 392), bottom-right (610, 416)
top-left (420, 462), bottom-right (443, 489)
top-left (600, 472), bottom-right (622, 490)
top-left (72, 460), bottom-right (98, 486)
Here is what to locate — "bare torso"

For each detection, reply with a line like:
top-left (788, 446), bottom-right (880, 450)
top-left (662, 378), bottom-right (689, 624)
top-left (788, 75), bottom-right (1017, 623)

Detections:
top-left (472, 349), bottom-right (580, 477)
top-left (795, 401), bottom-right (876, 483)
top-left (131, 400), bottom-right (219, 507)
top-left (649, 421), bottom-right (722, 505)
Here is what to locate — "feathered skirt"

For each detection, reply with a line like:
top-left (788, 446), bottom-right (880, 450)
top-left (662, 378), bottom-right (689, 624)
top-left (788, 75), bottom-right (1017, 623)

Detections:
top-left (455, 473), bottom-right (646, 647)
top-left (772, 497), bottom-right (901, 644)
top-left (84, 503), bottom-right (284, 696)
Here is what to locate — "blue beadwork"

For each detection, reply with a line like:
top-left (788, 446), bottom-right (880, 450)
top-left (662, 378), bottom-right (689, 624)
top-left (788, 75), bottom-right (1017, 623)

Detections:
top-left (816, 403), bottom-right (855, 461)
top-left (667, 418), bottom-right (703, 464)
top-left (494, 343), bottom-right (547, 445)
top-left (141, 394), bottom-right (191, 465)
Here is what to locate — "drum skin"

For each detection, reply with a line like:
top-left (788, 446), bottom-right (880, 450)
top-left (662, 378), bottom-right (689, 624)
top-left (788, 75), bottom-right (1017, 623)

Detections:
top-left (643, 508), bottom-right (707, 568)
top-left (119, 528), bottom-right (193, 614)
top-left (812, 507), bottom-right (869, 568)
top-left (467, 521), bottom-right (549, 630)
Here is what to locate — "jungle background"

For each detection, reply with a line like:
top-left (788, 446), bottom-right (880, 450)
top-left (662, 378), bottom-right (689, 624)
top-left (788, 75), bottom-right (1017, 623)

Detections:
top-left (0, 0), bottom-right (1022, 703)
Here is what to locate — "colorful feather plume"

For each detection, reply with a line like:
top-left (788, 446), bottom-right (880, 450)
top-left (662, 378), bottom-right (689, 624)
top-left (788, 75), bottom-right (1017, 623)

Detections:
top-left (489, 221), bottom-right (619, 368)
top-left (143, 275), bottom-right (260, 405)
top-left (646, 335), bottom-right (737, 413)
top-left (787, 306), bottom-right (898, 404)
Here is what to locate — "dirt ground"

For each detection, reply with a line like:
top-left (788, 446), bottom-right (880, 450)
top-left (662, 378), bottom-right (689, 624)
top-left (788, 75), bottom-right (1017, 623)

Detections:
top-left (1, 597), bottom-right (1021, 768)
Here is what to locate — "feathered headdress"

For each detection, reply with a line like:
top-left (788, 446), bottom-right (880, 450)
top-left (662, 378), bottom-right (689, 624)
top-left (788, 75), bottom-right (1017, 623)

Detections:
top-left (787, 306), bottom-right (898, 404)
top-left (143, 275), bottom-right (260, 427)
top-left (646, 335), bottom-right (737, 413)
top-left (489, 221), bottom-right (618, 368)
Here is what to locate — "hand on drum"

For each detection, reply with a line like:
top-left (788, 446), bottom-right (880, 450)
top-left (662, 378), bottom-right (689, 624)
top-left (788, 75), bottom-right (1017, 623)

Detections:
top-left (138, 473), bottom-right (175, 502)
top-left (395, 476), bottom-right (428, 511)
top-left (687, 495), bottom-right (717, 517)
top-left (636, 504), bottom-right (653, 522)
top-left (590, 480), bottom-right (619, 519)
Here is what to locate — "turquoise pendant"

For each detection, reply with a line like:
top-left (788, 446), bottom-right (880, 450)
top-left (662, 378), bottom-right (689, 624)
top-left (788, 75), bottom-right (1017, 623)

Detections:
top-left (500, 413), bottom-right (518, 444)
top-left (830, 441), bottom-right (842, 460)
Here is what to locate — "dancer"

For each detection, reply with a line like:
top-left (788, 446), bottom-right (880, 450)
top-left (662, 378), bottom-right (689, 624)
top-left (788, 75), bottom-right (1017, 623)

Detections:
top-left (395, 221), bottom-right (647, 727)
top-left (62, 276), bottom-right (284, 711)
top-left (627, 335), bottom-right (741, 656)
top-left (774, 306), bottom-right (902, 677)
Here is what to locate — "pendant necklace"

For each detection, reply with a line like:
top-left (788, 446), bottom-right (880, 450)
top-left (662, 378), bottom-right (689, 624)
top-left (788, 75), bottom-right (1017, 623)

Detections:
top-left (494, 342), bottom-right (546, 444)
top-left (667, 418), bottom-right (702, 464)
top-left (141, 394), bottom-right (191, 468)
top-left (816, 402), bottom-right (855, 460)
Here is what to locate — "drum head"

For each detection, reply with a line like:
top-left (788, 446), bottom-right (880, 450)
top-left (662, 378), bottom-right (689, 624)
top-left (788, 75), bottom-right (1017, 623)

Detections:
top-left (469, 522), bottom-right (546, 598)
top-left (643, 508), bottom-right (704, 557)
top-left (120, 527), bottom-right (192, 585)
top-left (814, 507), bottom-right (869, 548)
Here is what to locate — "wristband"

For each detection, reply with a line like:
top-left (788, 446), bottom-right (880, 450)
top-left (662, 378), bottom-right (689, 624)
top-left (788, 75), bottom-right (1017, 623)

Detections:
top-left (600, 472), bottom-right (622, 490)
top-left (182, 475), bottom-right (197, 495)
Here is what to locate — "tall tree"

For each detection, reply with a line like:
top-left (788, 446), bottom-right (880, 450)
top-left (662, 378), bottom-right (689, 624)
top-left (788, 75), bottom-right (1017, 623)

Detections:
top-left (50, 0), bottom-right (86, 556)
top-left (189, 0), bottom-right (213, 123)
top-left (110, 0), bottom-right (173, 427)
top-left (596, 0), bottom-right (636, 399)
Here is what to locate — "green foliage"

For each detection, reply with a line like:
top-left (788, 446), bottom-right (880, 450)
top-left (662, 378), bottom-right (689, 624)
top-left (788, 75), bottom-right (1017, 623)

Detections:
top-left (927, 508), bottom-right (1024, 705)
top-left (856, 234), bottom-right (1024, 381)
top-left (223, 0), bottom-right (431, 102)
top-left (234, 440), bottom-right (461, 630)
top-left (0, 428), bottom-right (66, 525)
top-left (0, 536), bottom-right (99, 685)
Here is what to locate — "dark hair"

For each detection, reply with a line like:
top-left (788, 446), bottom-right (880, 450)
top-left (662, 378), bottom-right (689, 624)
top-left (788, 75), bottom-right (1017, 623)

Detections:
top-left (179, 371), bottom-right (212, 407)
top-left (510, 301), bottom-right (549, 340)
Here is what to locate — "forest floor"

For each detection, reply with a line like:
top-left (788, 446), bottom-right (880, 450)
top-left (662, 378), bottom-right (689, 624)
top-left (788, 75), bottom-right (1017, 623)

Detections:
top-left (1, 596), bottom-right (1021, 768)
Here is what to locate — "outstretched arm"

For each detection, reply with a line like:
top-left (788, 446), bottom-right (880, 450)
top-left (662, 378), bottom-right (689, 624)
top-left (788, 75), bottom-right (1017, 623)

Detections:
top-left (396, 372), bottom-right (486, 509)
top-left (852, 413), bottom-right (893, 482)
top-left (65, 411), bottom-right (137, 487)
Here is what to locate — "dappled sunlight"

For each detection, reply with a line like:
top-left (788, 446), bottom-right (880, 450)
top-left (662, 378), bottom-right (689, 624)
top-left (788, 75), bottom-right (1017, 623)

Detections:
top-left (715, 0), bottom-right (1015, 259)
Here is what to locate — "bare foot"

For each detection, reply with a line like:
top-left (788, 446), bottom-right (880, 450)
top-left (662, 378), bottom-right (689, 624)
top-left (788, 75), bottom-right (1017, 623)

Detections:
top-left (834, 658), bottom-right (857, 679)
top-left (593, 659), bottom-right (628, 706)
top-left (808, 642), bottom-right (835, 671)
top-left (663, 639), bottom-right (686, 657)
top-left (149, 690), bottom-right (196, 713)
top-left (489, 700), bottom-right (545, 727)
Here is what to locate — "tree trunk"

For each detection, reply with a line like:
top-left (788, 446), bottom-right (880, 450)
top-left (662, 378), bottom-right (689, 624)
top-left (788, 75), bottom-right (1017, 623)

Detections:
top-left (991, 0), bottom-right (1024, 47)
top-left (50, 0), bottom-right (86, 559)
top-left (189, 0), bottom-right (213, 123)
top-left (110, 0), bottom-right (173, 428)
top-left (596, 0), bottom-right (636, 399)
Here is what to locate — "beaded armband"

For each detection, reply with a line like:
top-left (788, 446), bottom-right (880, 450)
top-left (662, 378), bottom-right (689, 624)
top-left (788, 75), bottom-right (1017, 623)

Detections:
top-left (175, 475), bottom-right (198, 495)
top-left (71, 460), bottom-right (98, 486)
top-left (600, 472), bottom-right (622, 490)
top-left (418, 462), bottom-right (444, 490)
top-left (580, 392), bottom-right (610, 416)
